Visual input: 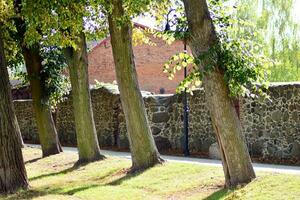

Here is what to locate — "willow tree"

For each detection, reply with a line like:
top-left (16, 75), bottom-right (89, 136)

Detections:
top-left (106, 0), bottom-right (163, 170)
top-left (13, 0), bottom-right (62, 157)
top-left (237, 0), bottom-right (300, 81)
top-left (0, 3), bottom-right (28, 190)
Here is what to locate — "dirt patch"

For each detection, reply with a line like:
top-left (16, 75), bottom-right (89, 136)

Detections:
top-left (166, 182), bottom-right (224, 200)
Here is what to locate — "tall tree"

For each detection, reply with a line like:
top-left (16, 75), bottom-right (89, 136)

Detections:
top-left (13, 0), bottom-right (62, 157)
top-left (107, 0), bottom-right (163, 170)
top-left (238, 0), bottom-right (300, 81)
top-left (64, 31), bottom-right (103, 163)
top-left (182, 0), bottom-right (256, 187)
top-left (0, 25), bottom-right (28, 194)
top-left (15, 0), bottom-right (106, 162)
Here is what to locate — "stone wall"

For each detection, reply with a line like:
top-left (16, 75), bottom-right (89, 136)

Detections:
top-left (240, 83), bottom-right (300, 159)
top-left (55, 88), bottom-right (121, 147)
top-left (14, 82), bottom-right (300, 160)
top-left (13, 100), bottom-right (38, 143)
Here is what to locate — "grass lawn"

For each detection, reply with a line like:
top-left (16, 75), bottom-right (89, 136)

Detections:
top-left (1, 148), bottom-right (300, 200)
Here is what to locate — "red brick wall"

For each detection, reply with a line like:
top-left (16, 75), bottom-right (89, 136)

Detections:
top-left (88, 36), bottom-right (189, 94)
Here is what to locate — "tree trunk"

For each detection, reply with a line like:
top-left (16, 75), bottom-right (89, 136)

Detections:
top-left (0, 28), bottom-right (29, 194)
top-left (14, 0), bottom-right (62, 157)
top-left (64, 32), bottom-right (104, 163)
top-left (183, 0), bottom-right (256, 187)
top-left (107, 0), bottom-right (163, 171)
top-left (22, 48), bottom-right (63, 157)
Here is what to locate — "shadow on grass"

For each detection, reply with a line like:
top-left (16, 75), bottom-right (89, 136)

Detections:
top-left (64, 184), bottom-right (100, 195)
top-left (4, 166), bottom-right (120, 199)
top-left (32, 167), bottom-right (123, 197)
top-left (29, 162), bottom-right (87, 181)
top-left (24, 157), bottom-right (43, 164)
top-left (203, 188), bottom-right (232, 200)
top-left (106, 168), bottom-right (147, 186)
top-left (1, 189), bottom-right (47, 200)
top-left (47, 169), bottom-right (121, 195)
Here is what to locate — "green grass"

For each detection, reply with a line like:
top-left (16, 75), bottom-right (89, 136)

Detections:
top-left (1, 148), bottom-right (300, 200)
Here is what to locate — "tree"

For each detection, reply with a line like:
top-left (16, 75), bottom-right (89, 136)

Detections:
top-left (64, 31), bottom-right (104, 163)
top-left (0, 23), bottom-right (28, 194)
top-left (107, 0), bottom-right (163, 171)
top-left (182, 0), bottom-right (256, 187)
top-left (13, 0), bottom-right (62, 157)
top-left (237, 0), bottom-right (300, 81)
top-left (16, 0), bottom-right (105, 162)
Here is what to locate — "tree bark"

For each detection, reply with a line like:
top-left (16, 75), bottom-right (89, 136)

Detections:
top-left (0, 28), bottom-right (29, 194)
top-left (183, 0), bottom-right (256, 187)
top-left (22, 48), bottom-right (63, 157)
top-left (14, 0), bottom-right (62, 157)
top-left (107, 0), bottom-right (163, 171)
top-left (64, 32), bottom-right (104, 163)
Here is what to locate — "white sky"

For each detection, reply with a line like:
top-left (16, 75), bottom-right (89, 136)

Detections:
top-left (292, 0), bottom-right (300, 22)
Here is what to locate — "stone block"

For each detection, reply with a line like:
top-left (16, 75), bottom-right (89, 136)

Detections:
top-left (209, 142), bottom-right (221, 160)
top-left (151, 126), bottom-right (161, 135)
top-left (291, 141), bottom-right (300, 158)
top-left (154, 136), bottom-right (172, 151)
top-left (152, 112), bottom-right (170, 123)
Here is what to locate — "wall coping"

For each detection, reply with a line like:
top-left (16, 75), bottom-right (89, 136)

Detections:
top-left (269, 81), bottom-right (300, 85)
top-left (13, 82), bottom-right (300, 103)
top-left (13, 99), bottom-right (33, 103)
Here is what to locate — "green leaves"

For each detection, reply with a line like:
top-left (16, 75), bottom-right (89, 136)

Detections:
top-left (40, 46), bottom-right (70, 108)
top-left (163, 51), bottom-right (201, 94)
top-left (132, 27), bottom-right (156, 46)
top-left (163, 52), bottom-right (194, 78)
top-left (237, 0), bottom-right (300, 82)
top-left (162, 0), bottom-right (271, 97)
top-left (18, 0), bottom-right (107, 49)
top-left (0, 0), bottom-right (9, 23)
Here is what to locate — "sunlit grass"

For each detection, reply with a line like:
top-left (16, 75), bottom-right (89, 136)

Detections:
top-left (1, 148), bottom-right (300, 200)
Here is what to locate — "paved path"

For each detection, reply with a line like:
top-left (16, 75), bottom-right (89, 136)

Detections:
top-left (26, 144), bottom-right (300, 175)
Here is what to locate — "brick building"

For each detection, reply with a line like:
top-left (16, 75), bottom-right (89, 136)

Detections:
top-left (87, 24), bottom-right (188, 94)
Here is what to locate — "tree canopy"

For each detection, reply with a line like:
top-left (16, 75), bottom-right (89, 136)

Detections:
top-left (162, 0), bottom-right (270, 97)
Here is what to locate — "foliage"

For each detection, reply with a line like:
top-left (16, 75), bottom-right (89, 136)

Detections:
top-left (236, 0), bottom-right (300, 82)
top-left (162, 0), bottom-right (271, 97)
top-left (9, 0), bottom-right (168, 109)
top-left (40, 47), bottom-right (70, 108)
top-left (9, 46), bottom-right (71, 108)
top-left (270, 64), bottom-right (300, 82)
top-left (19, 0), bottom-right (107, 49)
top-left (163, 52), bottom-right (201, 94)
top-left (0, 0), bottom-right (8, 23)
top-left (0, 0), bottom-right (71, 108)
top-left (132, 27), bottom-right (156, 46)
top-left (0, 0), bottom-right (24, 68)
